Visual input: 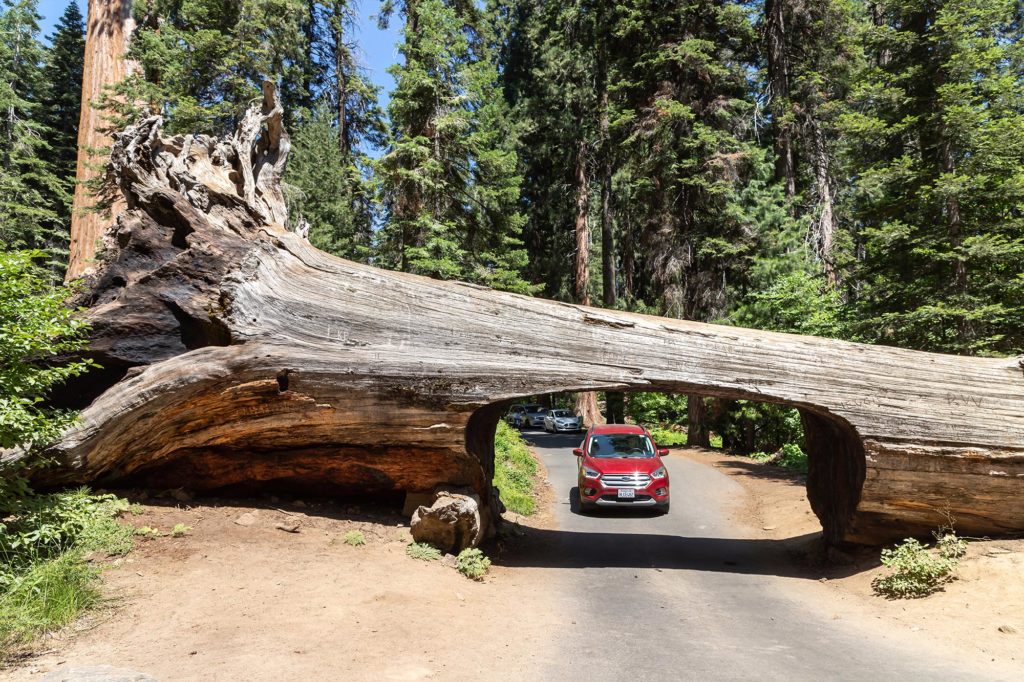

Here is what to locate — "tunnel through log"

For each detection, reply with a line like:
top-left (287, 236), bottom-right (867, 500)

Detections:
top-left (14, 83), bottom-right (1024, 547)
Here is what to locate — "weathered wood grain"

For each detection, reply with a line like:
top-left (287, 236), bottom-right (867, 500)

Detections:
top-left (31, 85), bottom-right (1024, 545)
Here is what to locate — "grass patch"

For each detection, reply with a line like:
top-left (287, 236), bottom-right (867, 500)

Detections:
top-left (0, 489), bottom-right (133, 659)
top-left (406, 542), bottom-right (442, 561)
top-left (493, 421), bottom-right (539, 516)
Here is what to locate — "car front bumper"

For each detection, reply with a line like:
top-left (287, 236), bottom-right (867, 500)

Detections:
top-left (579, 479), bottom-right (669, 507)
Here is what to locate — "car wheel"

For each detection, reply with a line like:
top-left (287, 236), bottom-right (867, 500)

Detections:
top-left (657, 501), bottom-right (670, 515)
top-left (577, 489), bottom-right (596, 514)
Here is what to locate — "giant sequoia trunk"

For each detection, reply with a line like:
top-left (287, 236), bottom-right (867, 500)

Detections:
top-left (67, 0), bottom-right (136, 282)
top-left (25, 85), bottom-right (1024, 546)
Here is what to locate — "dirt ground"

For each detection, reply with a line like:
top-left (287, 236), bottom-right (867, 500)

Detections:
top-left (6, 448), bottom-right (1023, 680)
top-left (681, 447), bottom-right (1024, 669)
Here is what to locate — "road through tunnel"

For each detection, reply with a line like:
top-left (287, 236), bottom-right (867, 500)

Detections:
top-left (465, 389), bottom-right (866, 546)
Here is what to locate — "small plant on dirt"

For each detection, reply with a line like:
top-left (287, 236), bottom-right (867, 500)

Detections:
top-left (343, 530), bottom-right (366, 547)
top-left (170, 524), bottom-right (191, 538)
top-left (456, 548), bottom-right (491, 581)
top-left (872, 532), bottom-right (964, 598)
top-left (133, 526), bottom-right (161, 538)
top-left (406, 542), bottom-right (442, 561)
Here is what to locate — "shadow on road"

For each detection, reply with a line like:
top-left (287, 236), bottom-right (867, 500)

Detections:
top-left (496, 525), bottom-right (870, 579)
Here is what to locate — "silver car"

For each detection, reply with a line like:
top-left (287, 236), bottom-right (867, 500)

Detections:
top-left (521, 405), bottom-right (549, 428)
top-left (543, 409), bottom-right (582, 432)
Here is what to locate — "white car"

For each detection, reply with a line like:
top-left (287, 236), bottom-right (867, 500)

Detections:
top-left (543, 409), bottom-right (582, 432)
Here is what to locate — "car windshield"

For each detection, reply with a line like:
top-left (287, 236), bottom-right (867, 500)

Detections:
top-left (588, 433), bottom-right (655, 458)
top-left (552, 410), bottom-right (572, 418)
top-left (525, 405), bottom-right (545, 413)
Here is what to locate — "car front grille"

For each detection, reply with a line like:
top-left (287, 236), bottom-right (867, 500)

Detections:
top-left (600, 472), bottom-right (652, 488)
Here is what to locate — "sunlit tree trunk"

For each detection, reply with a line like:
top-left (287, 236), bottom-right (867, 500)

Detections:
top-left (66, 0), bottom-right (135, 281)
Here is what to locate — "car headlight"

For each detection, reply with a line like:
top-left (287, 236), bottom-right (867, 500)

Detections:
top-left (651, 467), bottom-right (667, 479)
top-left (582, 467), bottom-right (601, 479)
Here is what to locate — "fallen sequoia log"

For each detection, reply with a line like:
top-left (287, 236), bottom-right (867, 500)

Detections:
top-left (22, 84), bottom-right (1024, 547)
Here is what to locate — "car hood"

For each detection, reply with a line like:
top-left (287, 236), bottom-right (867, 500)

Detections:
top-left (585, 456), bottom-right (664, 475)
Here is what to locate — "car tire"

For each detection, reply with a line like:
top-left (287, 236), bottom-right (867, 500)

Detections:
top-left (577, 489), bottom-right (596, 514)
top-left (657, 501), bottom-right (670, 515)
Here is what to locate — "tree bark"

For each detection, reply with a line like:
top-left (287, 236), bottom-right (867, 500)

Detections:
top-left (572, 137), bottom-right (602, 426)
top-left (22, 91), bottom-right (1024, 547)
top-left (67, 0), bottom-right (136, 282)
top-left (764, 0), bottom-right (795, 200)
top-left (686, 395), bottom-right (711, 448)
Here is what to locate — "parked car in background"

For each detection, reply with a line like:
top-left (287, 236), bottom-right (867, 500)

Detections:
top-left (574, 424), bottom-right (670, 513)
top-left (520, 404), bottom-right (549, 428)
top-left (505, 404), bottom-right (527, 427)
top-left (543, 409), bottom-right (582, 433)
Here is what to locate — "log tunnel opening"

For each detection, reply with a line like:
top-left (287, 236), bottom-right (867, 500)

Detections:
top-left (465, 391), bottom-right (866, 546)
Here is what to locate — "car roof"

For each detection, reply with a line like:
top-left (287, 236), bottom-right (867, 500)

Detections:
top-left (590, 423), bottom-right (646, 435)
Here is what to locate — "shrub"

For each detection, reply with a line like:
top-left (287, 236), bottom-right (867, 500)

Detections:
top-left (493, 421), bottom-right (538, 515)
top-left (406, 542), bottom-right (442, 561)
top-left (872, 534), bottom-right (963, 598)
top-left (456, 548), bottom-right (491, 581)
top-left (648, 426), bottom-right (686, 447)
top-left (749, 443), bottom-right (808, 473)
top-left (0, 251), bottom-right (95, 493)
top-left (170, 524), bottom-right (191, 538)
top-left (342, 530), bottom-right (365, 546)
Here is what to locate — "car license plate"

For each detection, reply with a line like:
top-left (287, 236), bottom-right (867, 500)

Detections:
top-left (617, 489), bottom-right (635, 499)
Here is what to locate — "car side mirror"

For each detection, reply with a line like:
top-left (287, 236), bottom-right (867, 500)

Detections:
top-left (658, 448), bottom-right (669, 457)
top-left (572, 448), bottom-right (583, 457)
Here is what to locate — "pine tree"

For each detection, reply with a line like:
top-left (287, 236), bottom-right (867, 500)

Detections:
top-left (284, 1), bottom-right (386, 262)
top-left (120, 0), bottom-right (311, 135)
top-left (377, 0), bottom-right (534, 293)
top-left (841, 0), bottom-right (1024, 354)
top-left (0, 0), bottom-right (68, 273)
top-left (40, 1), bottom-right (84, 193)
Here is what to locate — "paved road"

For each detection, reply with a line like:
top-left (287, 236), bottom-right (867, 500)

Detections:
top-left (516, 430), bottom-right (1005, 682)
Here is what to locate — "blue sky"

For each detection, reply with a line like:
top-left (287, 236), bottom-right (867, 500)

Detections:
top-left (35, 0), bottom-right (401, 108)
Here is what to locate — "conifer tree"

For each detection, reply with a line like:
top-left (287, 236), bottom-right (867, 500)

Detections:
top-left (377, 0), bottom-right (533, 293)
top-left (0, 0), bottom-right (68, 273)
top-left (40, 1), bottom-right (84, 194)
top-left (841, 0), bottom-right (1024, 354)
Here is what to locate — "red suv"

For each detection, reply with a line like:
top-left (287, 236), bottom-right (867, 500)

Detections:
top-left (574, 424), bottom-right (670, 513)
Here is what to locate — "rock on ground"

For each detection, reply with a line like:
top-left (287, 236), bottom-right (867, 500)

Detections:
top-left (410, 489), bottom-right (482, 554)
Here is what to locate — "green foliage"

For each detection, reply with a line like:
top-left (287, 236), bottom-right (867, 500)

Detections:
top-left (627, 394), bottom-right (688, 426)
top-left (0, 251), bottom-right (95, 499)
top-left (406, 541), bottom-right (442, 561)
top-left (647, 427), bottom-right (686, 448)
top-left (342, 530), bottom-right (365, 547)
top-left (0, 0), bottom-right (72, 272)
top-left (38, 2), bottom-right (83, 220)
top-left (0, 551), bottom-right (99, 656)
top-left (750, 443), bottom-right (808, 473)
top-left (492, 421), bottom-right (538, 516)
top-left (455, 548), bottom-right (491, 581)
top-left (872, 531), bottom-right (966, 599)
top-left (710, 400), bottom-right (805, 456)
top-left (377, 0), bottom-right (535, 294)
top-left (0, 490), bottom-right (131, 586)
top-left (840, 0), bottom-right (1024, 354)
top-left (286, 104), bottom-right (380, 262)
top-left (0, 489), bottom-right (133, 657)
